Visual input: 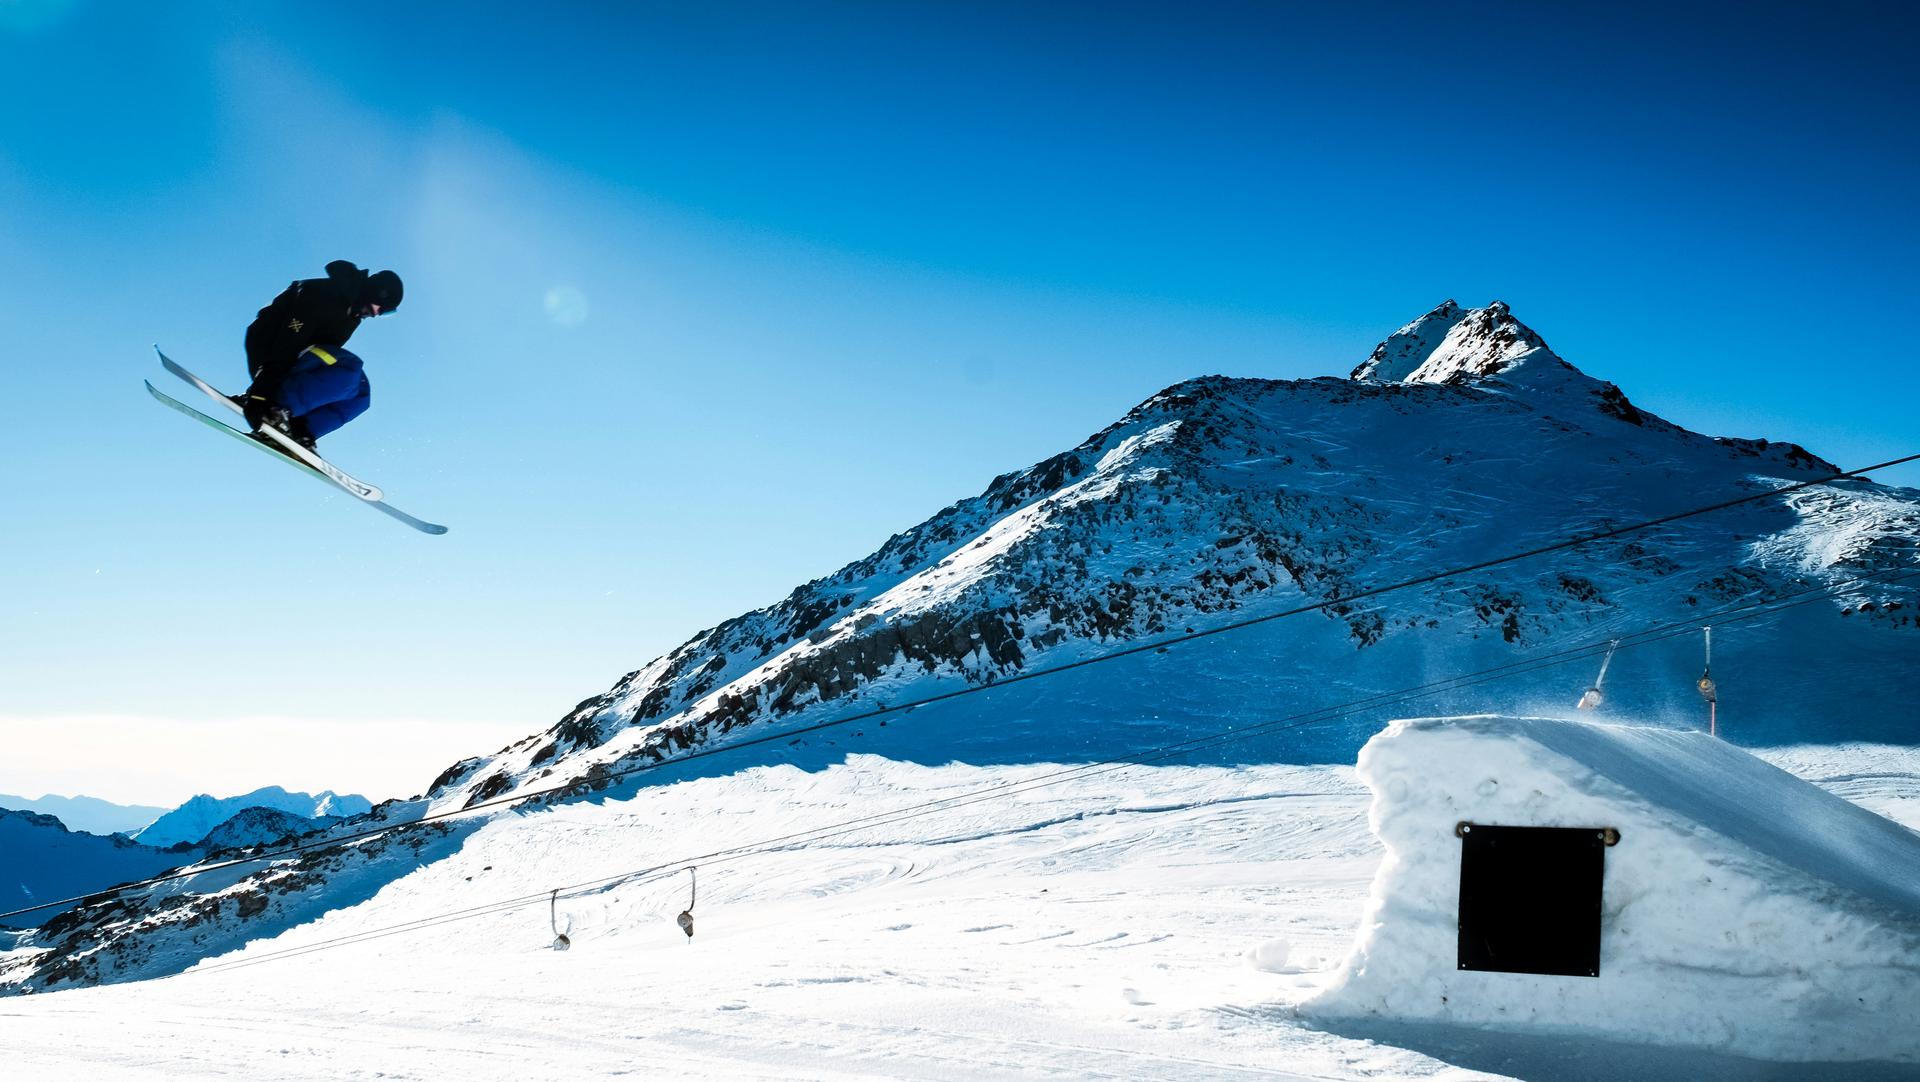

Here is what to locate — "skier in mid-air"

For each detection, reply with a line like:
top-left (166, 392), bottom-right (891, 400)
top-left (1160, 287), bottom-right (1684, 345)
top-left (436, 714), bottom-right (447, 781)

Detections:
top-left (237, 260), bottom-right (403, 452)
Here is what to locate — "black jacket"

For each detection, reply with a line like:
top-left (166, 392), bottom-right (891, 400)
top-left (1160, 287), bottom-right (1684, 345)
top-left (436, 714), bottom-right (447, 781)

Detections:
top-left (244, 260), bottom-right (370, 396)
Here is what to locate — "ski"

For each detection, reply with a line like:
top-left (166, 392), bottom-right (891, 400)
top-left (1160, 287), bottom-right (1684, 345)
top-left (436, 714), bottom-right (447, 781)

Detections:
top-left (154, 347), bottom-right (383, 501)
top-left (145, 380), bottom-right (449, 535)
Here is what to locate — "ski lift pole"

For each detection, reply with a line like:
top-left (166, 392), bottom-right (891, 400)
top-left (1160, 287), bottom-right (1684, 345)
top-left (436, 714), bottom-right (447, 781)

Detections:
top-left (1577, 639), bottom-right (1619, 711)
top-left (1696, 626), bottom-right (1718, 737)
top-left (676, 866), bottom-right (696, 942)
top-left (550, 888), bottom-right (571, 951)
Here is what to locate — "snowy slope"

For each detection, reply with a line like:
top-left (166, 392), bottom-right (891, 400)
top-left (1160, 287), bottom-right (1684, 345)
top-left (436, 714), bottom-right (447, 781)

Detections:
top-left (6, 301), bottom-right (1918, 1006)
top-left (132, 787), bottom-right (370, 848)
top-left (2, 746), bottom-right (1917, 1080)
top-left (0, 794), bottom-right (166, 838)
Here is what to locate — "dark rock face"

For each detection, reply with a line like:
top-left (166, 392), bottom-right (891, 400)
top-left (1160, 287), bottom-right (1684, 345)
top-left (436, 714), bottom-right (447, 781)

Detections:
top-left (1595, 383), bottom-right (1645, 425)
top-left (1716, 436), bottom-right (1838, 474)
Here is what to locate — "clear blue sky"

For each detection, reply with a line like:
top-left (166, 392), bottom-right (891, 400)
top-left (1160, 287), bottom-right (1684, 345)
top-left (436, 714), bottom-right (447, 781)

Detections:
top-left (2, 1), bottom-right (1915, 804)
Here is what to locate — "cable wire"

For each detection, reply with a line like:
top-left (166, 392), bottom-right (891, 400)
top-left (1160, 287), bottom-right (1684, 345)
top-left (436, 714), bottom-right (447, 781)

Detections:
top-left (170, 565), bottom-right (1919, 979)
top-left (7, 454), bottom-right (1913, 923)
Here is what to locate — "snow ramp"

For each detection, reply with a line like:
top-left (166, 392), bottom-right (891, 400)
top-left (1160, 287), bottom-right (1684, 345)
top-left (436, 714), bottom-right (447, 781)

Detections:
top-left (1305, 715), bottom-right (1920, 1063)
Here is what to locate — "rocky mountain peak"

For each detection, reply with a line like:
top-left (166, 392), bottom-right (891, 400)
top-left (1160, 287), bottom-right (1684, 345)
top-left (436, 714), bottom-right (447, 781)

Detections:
top-left (1351, 299), bottom-right (1560, 385)
top-left (6, 298), bottom-right (1913, 996)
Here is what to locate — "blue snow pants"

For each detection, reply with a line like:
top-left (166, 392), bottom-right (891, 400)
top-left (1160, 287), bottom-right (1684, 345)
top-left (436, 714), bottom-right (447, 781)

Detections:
top-left (278, 345), bottom-right (371, 439)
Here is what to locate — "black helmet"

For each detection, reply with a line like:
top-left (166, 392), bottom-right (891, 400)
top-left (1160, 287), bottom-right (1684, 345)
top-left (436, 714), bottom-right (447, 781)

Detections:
top-left (360, 270), bottom-right (404, 315)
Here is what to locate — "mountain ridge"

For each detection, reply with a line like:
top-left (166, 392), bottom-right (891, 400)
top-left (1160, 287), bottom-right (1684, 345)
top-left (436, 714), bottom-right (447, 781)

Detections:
top-left (0, 810), bottom-right (187, 929)
top-left (6, 300), bottom-right (1915, 994)
top-left (427, 302), bottom-right (1903, 814)
top-left (133, 787), bottom-right (372, 848)
top-left (0, 794), bottom-right (167, 838)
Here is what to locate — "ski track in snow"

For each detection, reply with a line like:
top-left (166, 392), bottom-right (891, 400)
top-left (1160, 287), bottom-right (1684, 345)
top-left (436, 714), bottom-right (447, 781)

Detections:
top-left (4, 750), bottom-right (1918, 1080)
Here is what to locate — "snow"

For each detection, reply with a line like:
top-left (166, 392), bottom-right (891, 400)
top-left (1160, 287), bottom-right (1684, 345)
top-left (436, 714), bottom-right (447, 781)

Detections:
top-left (1350, 300), bottom-right (1551, 386)
top-left (1307, 716), bottom-right (1920, 1063)
top-left (7, 301), bottom-right (1919, 1076)
top-left (3, 739), bottom-right (1918, 1079)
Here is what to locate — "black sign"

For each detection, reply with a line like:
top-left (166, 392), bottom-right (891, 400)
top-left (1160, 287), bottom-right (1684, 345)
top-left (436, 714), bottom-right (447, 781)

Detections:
top-left (1456, 822), bottom-right (1616, 978)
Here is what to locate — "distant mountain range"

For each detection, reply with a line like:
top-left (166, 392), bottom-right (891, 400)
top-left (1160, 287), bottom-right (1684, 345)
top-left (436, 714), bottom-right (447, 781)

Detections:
top-left (0, 810), bottom-right (185, 929)
top-left (0, 787), bottom-right (371, 929)
top-left (131, 787), bottom-right (371, 848)
top-left (0, 793), bottom-right (166, 837)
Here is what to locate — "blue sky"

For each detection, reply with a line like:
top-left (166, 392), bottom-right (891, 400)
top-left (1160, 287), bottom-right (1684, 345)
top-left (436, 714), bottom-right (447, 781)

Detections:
top-left (2, 1), bottom-right (1915, 804)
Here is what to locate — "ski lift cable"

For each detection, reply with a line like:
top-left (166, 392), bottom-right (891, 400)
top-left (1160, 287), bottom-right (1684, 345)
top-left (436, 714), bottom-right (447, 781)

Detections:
top-left (187, 893), bottom-right (550, 978)
top-left (520, 567), bottom-right (1920, 907)
top-left (169, 566), bottom-right (1920, 979)
top-left (7, 456), bottom-right (1912, 920)
top-left (183, 578), bottom-right (1908, 984)
top-left (529, 564), bottom-right (1920, 900)
top-left (575, 568), bottom-right (1920, 881)
top-left (7, 556), bottom-right (1912, 928)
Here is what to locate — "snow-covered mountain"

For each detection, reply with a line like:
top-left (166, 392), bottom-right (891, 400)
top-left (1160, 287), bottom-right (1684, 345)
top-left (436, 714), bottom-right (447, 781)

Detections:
top-left (195, 807), bottom-right (340, 855)
top-left (424, 299), bottom-right (1915, 814)
top-left (0, 811), bottom-right (187, 929)
top-left (132, 787), bottom-right (371, 848)
top-left (0, 793), bottom-right (167, 838)
top-left (5, 301), bottom-right (1916, 994)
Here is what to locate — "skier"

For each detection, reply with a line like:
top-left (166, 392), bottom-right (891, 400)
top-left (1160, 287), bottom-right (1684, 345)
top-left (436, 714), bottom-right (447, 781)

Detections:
top-left (238, 260), bottom-right (403, 451)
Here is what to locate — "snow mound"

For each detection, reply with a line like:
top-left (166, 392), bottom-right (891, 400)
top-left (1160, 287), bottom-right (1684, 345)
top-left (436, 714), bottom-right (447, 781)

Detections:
top-left (1306, 715), bottom-right (1920, 1063)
